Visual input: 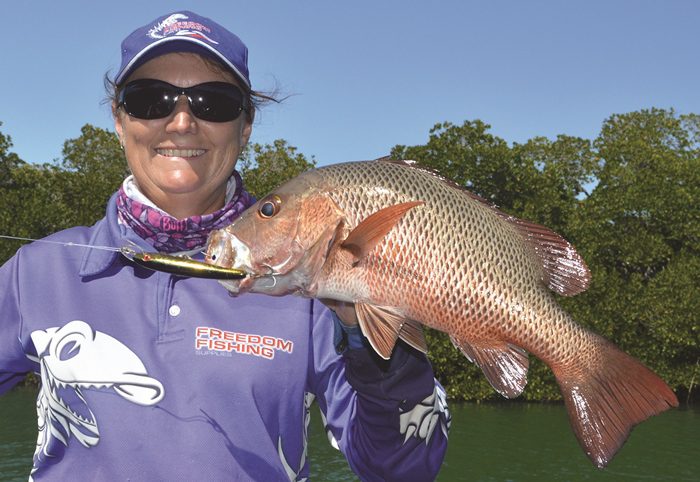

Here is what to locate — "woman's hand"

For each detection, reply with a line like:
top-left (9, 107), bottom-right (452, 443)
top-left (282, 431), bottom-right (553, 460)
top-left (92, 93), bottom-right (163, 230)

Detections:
top-left (319, 299), bottom-right (358, 327)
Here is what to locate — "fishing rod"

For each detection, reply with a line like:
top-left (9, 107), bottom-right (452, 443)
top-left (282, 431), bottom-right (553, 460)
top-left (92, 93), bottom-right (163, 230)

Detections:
top-left (0, 234), bottom-right (247, 280)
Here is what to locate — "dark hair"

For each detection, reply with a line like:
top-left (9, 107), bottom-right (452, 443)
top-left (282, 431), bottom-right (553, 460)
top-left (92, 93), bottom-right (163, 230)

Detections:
top-left (104, 52), bottom-right (280, 124)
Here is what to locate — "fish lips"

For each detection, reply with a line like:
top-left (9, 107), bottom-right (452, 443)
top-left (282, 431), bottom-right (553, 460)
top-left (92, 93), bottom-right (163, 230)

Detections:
top-left (206, 231), bottom-right (257, 294)
top-left (217, 277), bottom-right (249, 295)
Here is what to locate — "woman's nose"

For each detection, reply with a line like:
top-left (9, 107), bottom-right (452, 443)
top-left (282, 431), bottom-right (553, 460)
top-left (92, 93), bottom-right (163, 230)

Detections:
top-left (165, 96), bottom-right (198, 134)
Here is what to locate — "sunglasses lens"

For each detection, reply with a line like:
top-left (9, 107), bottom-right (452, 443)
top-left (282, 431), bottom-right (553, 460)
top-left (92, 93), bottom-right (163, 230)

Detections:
top-left (120, 80), bottom-right (245, 122)
top-left (189, 82), bottom-right (245, 122)
top-left (121, 80), bottom-right (175, 119)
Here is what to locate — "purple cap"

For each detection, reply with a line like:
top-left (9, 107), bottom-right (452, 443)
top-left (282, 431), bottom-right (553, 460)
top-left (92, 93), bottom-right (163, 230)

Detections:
top-left (115, 11), bottom-right (250, 89)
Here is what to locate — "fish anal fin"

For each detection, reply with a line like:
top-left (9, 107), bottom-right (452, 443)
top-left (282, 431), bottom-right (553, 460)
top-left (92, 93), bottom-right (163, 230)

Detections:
top-left (555, 336), bottom-right (678, 468)
top-left (355, 303), bottom-right (409, 360)
top-left (450, 336), bottom-right (529, 398)
top-left (399, 319), bottom-right (428, 354)
top-left (341, 201), bottom-right (424, 264)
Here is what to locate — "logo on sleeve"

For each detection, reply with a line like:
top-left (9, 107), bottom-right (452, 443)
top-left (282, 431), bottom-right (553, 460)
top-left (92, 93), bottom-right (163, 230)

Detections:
top-left (195, 327), bottom-right (294, 360)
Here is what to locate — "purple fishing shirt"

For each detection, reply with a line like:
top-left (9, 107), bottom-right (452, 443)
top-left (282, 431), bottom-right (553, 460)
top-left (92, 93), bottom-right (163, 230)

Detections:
top-left (0, 192), bottom-right (450, 481)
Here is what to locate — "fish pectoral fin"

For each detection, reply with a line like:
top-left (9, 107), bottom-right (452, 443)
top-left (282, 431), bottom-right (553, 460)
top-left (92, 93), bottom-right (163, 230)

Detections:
top-left (355, 303), bottom-right (409, 359)
top-left (450, 336), bottom-right (529, 398)
top-left (399, 319), bottom-right (428, 354)
top-left (341, 201), bottom-right (424, 265)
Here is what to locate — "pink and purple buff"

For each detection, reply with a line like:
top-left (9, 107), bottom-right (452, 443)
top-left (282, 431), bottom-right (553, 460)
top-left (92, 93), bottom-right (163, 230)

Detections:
top-left (116, 171), bottom-right (254, 253)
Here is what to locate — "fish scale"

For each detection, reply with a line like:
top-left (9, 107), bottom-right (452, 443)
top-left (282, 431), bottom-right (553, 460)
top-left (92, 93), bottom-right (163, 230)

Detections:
top-left (205, 158), bottom-right (678, 469)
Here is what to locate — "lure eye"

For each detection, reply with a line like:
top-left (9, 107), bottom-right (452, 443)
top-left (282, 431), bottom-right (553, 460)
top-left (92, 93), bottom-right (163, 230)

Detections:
top-left (258, 195), bottom-right (282, 219)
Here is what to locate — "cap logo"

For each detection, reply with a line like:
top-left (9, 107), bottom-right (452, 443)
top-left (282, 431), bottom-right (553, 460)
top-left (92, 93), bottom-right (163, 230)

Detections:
top-left (148, 13), bottom-right (219, 45)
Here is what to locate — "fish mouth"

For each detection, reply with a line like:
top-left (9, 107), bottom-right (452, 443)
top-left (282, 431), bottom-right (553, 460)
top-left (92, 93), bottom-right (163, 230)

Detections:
top-left (206, 232), bottom-right (254, 272)
top-left (208, 232), bottom-right (283, 294)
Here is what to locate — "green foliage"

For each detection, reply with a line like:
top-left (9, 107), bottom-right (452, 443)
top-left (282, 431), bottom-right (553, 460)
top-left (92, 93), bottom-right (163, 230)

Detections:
top-left (0, 121), bottom-right (25, 184)
top-left (0, 163), bottom-right (69, 262)
top-left (510, 135), bottom-right (596, 239)
top-left (0, 125), bottom-right (69, 261)
top-left (239, 139), bottom-right (316, 199)
top-left (59, 124), bottom-right (129, 226)
top-left (0, 124), bottom-right (128, 265)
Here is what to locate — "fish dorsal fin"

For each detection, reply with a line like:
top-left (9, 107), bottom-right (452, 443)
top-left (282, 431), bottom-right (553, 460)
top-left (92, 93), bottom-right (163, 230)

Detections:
top-left (502, 217), bottom-right (591, 296)
top-left (450, 336), bottom-right (530, 398)
top-left (341, 201), bottom-right (424, 265)
top-left (399, 319), bottom-right (428, 354)
top-left (355, 303), bottom-right (408, 359)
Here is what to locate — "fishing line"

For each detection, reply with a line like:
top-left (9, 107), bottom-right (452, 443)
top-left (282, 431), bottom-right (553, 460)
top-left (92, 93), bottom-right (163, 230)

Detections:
top-left (0, 234), bottom-right (247, 279)
top-left (0, 234), bottom-right (123, 252)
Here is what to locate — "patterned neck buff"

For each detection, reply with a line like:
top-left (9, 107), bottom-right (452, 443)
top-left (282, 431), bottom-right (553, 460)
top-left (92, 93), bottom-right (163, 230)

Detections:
top-left (116, 171), bottom-right (254, 253)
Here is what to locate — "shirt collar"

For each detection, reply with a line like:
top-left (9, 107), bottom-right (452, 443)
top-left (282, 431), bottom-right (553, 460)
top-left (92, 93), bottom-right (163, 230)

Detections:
top-left (78, 192), bottom-right (152, 277)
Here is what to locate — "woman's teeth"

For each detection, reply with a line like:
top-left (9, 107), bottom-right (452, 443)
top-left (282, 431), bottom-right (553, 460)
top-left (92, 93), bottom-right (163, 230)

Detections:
top-left (156, 148), bottom-right (206, 158)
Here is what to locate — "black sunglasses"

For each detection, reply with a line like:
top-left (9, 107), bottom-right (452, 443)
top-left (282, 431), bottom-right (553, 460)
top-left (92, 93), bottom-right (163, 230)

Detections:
top-left (118, 79), bottom-right (248, 123)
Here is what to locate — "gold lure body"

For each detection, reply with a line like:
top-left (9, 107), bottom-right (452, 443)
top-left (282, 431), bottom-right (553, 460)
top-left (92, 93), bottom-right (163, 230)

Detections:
top-left (120, 248), bottom-right (248, 279)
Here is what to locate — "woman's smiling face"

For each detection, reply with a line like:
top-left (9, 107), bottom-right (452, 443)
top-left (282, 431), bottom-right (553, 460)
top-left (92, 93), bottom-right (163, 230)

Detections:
top-left (115, 52), bottom-right (252, 219)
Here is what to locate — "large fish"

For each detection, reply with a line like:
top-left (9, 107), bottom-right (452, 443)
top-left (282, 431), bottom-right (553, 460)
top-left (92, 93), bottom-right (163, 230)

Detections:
top-left (205, 159), bottom-right (678, 468)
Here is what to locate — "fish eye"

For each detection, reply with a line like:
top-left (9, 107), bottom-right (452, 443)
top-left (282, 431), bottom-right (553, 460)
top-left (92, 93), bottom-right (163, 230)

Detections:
top-left (258, 195), bottom-right (282, 219)
top-left (260, 202), bottom-right (275, 217)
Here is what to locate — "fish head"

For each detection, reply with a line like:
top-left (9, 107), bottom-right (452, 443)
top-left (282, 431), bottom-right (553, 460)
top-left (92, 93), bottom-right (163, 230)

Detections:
top-left (205, 177), bottom-right (346, 296)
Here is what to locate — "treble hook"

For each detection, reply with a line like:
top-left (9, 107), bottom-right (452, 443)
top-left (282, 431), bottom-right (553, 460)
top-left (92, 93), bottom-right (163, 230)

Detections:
top-left (259, 274), bottom-right (278, 289)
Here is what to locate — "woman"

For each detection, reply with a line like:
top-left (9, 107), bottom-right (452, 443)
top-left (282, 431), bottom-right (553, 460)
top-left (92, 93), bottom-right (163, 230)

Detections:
top-left (0, 11), bottom-right (449, 481)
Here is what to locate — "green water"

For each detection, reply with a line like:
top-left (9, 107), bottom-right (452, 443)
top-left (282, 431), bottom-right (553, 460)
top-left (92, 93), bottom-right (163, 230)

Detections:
top-left (2, 388), bottom-right (698, 481)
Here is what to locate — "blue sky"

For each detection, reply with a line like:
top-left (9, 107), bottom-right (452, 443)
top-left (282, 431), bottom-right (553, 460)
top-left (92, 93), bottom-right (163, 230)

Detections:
top-left (1, 1), bottom-right (698, 167)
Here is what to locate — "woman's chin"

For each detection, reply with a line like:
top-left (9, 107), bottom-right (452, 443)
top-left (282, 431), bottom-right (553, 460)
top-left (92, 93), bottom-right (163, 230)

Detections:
top-left (156, 174), bottom-right (206, 195)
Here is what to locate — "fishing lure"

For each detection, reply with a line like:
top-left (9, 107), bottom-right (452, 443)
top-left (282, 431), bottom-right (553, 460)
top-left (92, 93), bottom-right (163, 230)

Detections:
top-left (120, 247), bottom-right (247, 279)
top-left (0, 235), bottom-right (248, 280)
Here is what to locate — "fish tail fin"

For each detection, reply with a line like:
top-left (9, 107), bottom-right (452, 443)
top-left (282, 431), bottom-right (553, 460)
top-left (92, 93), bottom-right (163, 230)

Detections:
top-left (554, 335), bottom-right (678, 468)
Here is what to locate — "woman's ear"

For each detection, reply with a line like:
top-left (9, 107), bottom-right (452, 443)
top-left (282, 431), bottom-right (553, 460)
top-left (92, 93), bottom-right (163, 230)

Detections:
top-left (114, 103), bottom-right (124, 137)
top-left (241, 118), bottom-right (253, 148)
top-left (114, 104), bottom-right (125, 149)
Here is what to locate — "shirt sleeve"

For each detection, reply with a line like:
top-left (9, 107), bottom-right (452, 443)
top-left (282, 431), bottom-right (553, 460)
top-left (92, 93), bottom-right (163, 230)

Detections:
top-left (307, 300), bottom-right (450, 482)
top-left (0, 251), bottom-right (36, 395)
